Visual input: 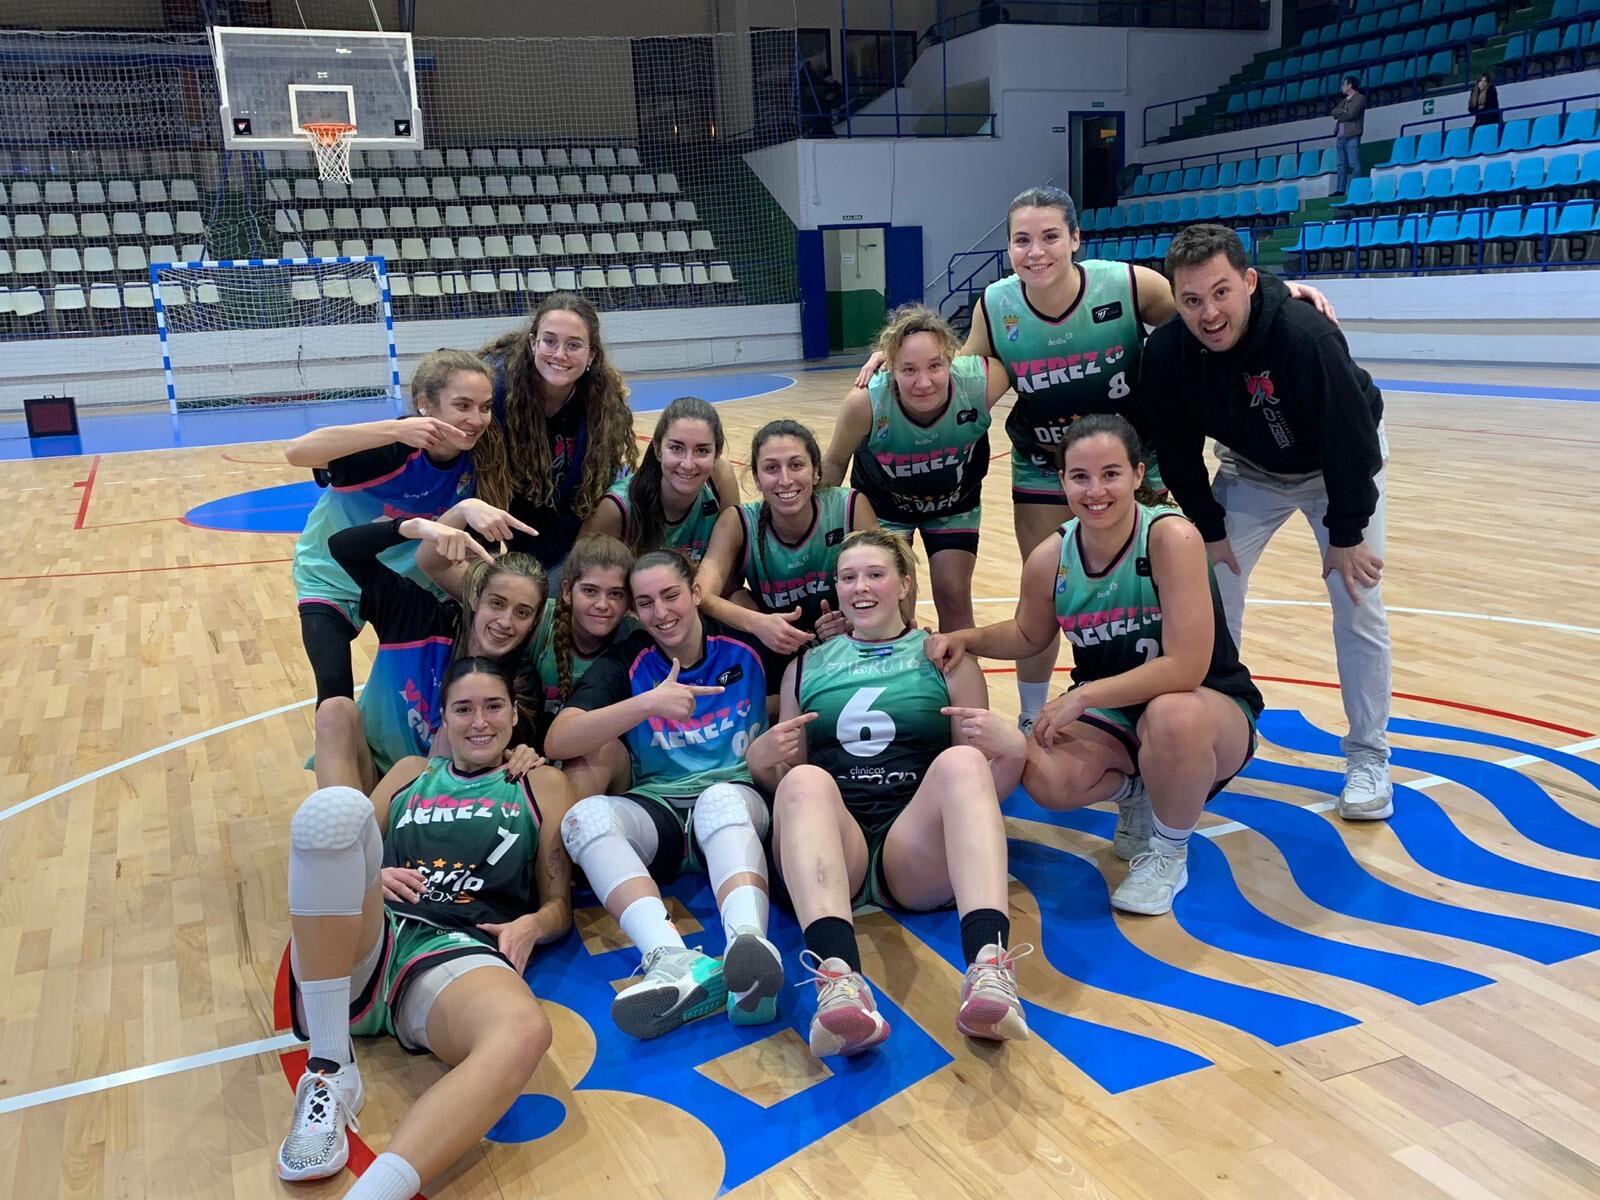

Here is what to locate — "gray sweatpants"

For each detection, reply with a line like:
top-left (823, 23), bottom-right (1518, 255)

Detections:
top-left (1210, 441), bottom-right (1392, 762)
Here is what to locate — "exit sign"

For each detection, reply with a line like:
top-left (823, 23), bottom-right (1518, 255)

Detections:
top-left (1051, 125), bottom-right (1066, 132)
top-left (1422, 99), bottom-right (1435, 114)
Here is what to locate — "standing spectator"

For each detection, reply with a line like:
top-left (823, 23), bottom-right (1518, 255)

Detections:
top-left (1330, 75), bottom-right (1366, 196)
top-left (1468, 73), bottom-right (1502, 128)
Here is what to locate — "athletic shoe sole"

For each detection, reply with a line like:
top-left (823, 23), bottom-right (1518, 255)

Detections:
top-left (612, 961), bottom-right (727, 1041)
top-left (723, 934), bottom-right (783, 1025)
top-left (809, 1006), bottom-right (890, 1058)
top-left (1338, 798), bottom-right (1394, 820)
top-left (956, 996), bottom-right (1030, 1042)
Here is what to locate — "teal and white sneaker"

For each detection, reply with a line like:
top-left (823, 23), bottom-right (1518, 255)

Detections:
top-left (612, 946), bottom-right (726, 1040)
top-left (722, 927), bottom-right (784, 1025)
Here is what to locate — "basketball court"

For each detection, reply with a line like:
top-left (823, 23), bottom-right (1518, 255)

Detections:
top-left (3, 6), bottom-right (1600, 1200)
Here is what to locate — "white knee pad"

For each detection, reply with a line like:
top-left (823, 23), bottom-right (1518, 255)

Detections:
top-left (690, 783), bottom-right (770, 891)
top-left (288, 786), bottom-right (382, 917)
top-left (561, 795), bottom-right (651, 906)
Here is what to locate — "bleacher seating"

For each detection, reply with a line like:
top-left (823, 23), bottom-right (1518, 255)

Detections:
top-left (1080, 227), bottom-right (1256, 270)
top-left (1085, 186), bottom-right (1301, 236)
top-left (1288, 200), bottom-right (1599, 273)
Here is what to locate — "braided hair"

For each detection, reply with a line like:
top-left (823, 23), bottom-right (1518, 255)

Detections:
top-left (626, 397), bottom-right (724, 556)
top-left (551, 534), bottom-right (634, 702)
top-left (748, 419), bottom-right (822, 606)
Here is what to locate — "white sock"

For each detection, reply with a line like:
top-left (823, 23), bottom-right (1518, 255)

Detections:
top-left (718, 884), bottom-right (769, 936)
top-left (1017, 681), bottom-right (1049, 721)
top-left (619, 895), bottom-right (686, 958)
top-left (298, 977), bottom-right (352, 1067)
top-left (1152, 813), bottom-right (1194, 854)
top-left (345, 1151), bottom-right (421, 1200)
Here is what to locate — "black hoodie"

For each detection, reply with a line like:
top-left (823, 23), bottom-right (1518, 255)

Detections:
top-left (1142, 271), bottom-right (1384, 549)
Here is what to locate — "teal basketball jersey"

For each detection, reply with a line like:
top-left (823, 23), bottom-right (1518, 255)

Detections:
top-left (850, 354), bottom-right (992, 520)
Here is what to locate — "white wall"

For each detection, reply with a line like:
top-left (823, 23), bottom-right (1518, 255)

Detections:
top-left (1314, 270), bottom-right (1600, 366)
top-left (1135, 69), bottom-right (1600, 167)
top-left (0, 305), bottom-right (803, 413)
top-left (746, 20), bottom-right (1282, 298)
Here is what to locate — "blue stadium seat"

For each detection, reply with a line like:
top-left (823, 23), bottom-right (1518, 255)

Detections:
top-left (1378, 8), bottom-right (1399, 31)
top-left (1265, 60), bottom-right (1285, 79)
top-left (1422, 22), bottom-right (1447, 49)
top-left (1528, 28), bottom-right (1562, 69)
top-left (1413, 130), bottom-right (1445, 162)
top-left (1295, 149), bottom-right (1321, 178)
top-left (1440, 127), bottom-right (1472, 159)
top-left (1552, 199), bottom-right (1595, 234)
top-left (1196, 194), bottom-right (1220, 220)
top-left (1337, 177), bottom-right (1374, 207)
top-left (1081, 208), bottom-right (1100, 232)
top-left (1468, 12), bottom-right (1495, 40)
top-left (1365, 215), bottom-right (1403, 246)
top-left (1216, 192), bottom-right (1239, 219)
top-left (1502, 32), bottom-right (1529, 64)
top-left (1397, 170), bottom-right (1426, 204)
top-left (1557, 109), bottom-right (1598, 145)
top-left (1422, 166), bottom-right (1454, 199)
top-left (1130, 174), bottom-right (1151, 197)
top-left (1445, 16), bottom-right (1471, 42)
top-left (1258, 188), bottom-right (1281, 217)
top-left (1236, 158), bottom-right (1260, 185)
top-left (1455, 208), bottom-right (1488, 242)
top-left (1178, 197), bottom-right (1200, 222)
top-left (1304, 27), bottom-right (1323, 47)
top-left (1235, 190), bottom-right (1260, 220)
top-left (1279, 184), bottom-right (1301, 211)
top-left (1482, 161), bottom-right (1516, 195)
top-left (1319, 146), bottom-right (1338, 175)
top-left (1153, 233), bottom-right (1173, 257)
top-left (1218, 160), bottom-right (1239, 188)
top-left (1553, 0), bottom-right (1578, 18)
top-left (1199, 163), bottom-right (1219, 190)
top-left (1181, 166), bottom-right (1203, 190)
top-left (1485, 206), bottom-right (1525, 240)
top-left (1420, 211), bottom-right (1460, 243)
top-left (1421, 0), bottom-right (1444, 21)
top-left (1236, 228), bottom-right (1254, 253)
top-left (1162, 198), bottom-right (1182, 224)
top-left (1226, 93), bottom-right (1246, 117)
top-left (1276, 152), bottom-right (1298, 179)
top-left (1398, 2), bottom-right (1420, 24)
top-left (1288, 222), bottom-right (1325, 251)
top-left (1512, 158), bottom-right (1547, 196)
top-left (1380, 33), bottom-right (1405, 57)
top-left (1546, 153), bottom-right (1581, 190)
top-left (1500, 119), bottom-right (1534, 154)
top-left (1125, 201), bottom-right (1145, 227)
top-left (1520, 205), bottom-right (1553, 238)
top-left (1468, 123), bottom-right (1500, 157)
top-left (1372, 174), bottom-right (1400, 206)
top-left (1382, 136), bottom-right (1420, 167)
top-left (1116, 237), bottom-right (1136, 260)
top-left (1377, 59), bottom-right (1406, 89)
top-left (1449, 162), bottom-right (1484, 198)
top-left (1133, 235), bottom-right (1156, 261)
top-left (1104, 207), bottom-right (1126, 231)
top-left (1530, 116), bottom-right (1566, 153)
top-left (1401, 28), bottom-right (1425, 53)
top-left (1256, 155), bottom-right (1281, 184)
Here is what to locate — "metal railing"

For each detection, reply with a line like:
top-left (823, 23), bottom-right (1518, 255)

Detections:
top-left (1398, 90), bottom-right (1600, 137)
top-left (1284, 203), bottom-right (1598, 277)
top-left (926, 0), bottom-right (1268, 43)
top-left (1135, 131), bottom-right (1335, 178)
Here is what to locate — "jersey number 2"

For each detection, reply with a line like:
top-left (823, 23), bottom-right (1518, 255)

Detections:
top-left (838, 687), bottom-right (895, 758)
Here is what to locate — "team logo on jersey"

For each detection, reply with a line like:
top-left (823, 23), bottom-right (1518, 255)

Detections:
top-left (1055, 563), bottom-right (1070, 594)
top-left (1002, 313), bottom-right (1021, 342)
top-left (1092, 301), bottom-right (1123, 323)
top-left (1245, 370), bottom-right (1278, 407)
top-left (825, 529), bottom-right (844, 546)
top-left (455, 470), bottom-right (476, 497)
top-left (1136, 556), bottom-right (1152, 577)
top-left (701, 497), bottom-right (720, 516)
top-left (717, 665), bottom-right (744, 687)
top-left (874, 415), bottom-right (891, 439)
top-left (957, 408), bottom-right (979, 425)
top-left (735, 698), bottom-right (752, 718)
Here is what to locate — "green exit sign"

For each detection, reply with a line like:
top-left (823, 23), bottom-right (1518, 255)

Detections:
top-left (1092, 101), bottom-right (1106, 108)
top-left (1422, 99), bottom-right (1435, 115)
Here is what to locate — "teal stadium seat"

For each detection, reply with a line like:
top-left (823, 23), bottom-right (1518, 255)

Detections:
top-left (1387, 135), bottom-right (1419, 166)
top-left (1500, 119), bottom-right (1534, 154)
top-left (1217, 192), bottom-right (1240, 219)
top-left (1257, 155), bottom-right (1281, 184)
top-left (1557, 109), bottom-right (1599, 145)
top-left (1196, 194), bottom-right (1220, 220)
top-left (1371, 174), bottom-right (1400, 206)
top-left (1422, 166), bottom-right (1454, 200)
top-left (1468, 123), bottom-right (1500, 157)
top-left (1337, 177), bottom-right (1374, 208)
top-left (1482, 161), bottom-right (1517, 196)
top-left (1413, 131), bottom-right (1445, 162)
top-left (1448, 162), bottom-right (1484, 198)
top-left (1199, 163), bottom-right (1219, 189)
top-left (1236, 158), bottom-right (1260, 185)
top-left (1129, 174), bottom-right (1150, 197)
top-left (1235, 190), bottom-right (1259, 220)
top-left (1218, 160), bottom-right (1239, 187)
top-left (1441, 127), bottom-right (1472, 159)
top-left (1546, 153), bottom-right (1581, 191)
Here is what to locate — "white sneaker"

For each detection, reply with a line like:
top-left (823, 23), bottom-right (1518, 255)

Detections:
top-left (277, 1063), bottom-right (363, 1181)
top-left (1111, 840), bottom-right (1189, 916)
top-left (1338, 756), bottom-right (1394, 821)
top-left (1111, 776), bottom-right (1152, 861)
top-left (611, 945), bottom-right (726, 1040)
top-left (1018, 714), bottom-right (1036, 738)
top-left (723, 927), bottom-right (784, 1025)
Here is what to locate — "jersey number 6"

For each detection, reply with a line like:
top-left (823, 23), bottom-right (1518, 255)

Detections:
top-left (839, 687), bottom-right (895, 758)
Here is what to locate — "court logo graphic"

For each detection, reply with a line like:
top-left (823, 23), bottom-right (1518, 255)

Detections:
top-left (1002, 313), bottom-right (1021, 342)
top-left (1245, 370), bottom-right (1277, 406)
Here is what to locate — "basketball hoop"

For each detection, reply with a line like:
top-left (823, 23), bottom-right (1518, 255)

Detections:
top-left (301, 121), bottom-right (357, 184)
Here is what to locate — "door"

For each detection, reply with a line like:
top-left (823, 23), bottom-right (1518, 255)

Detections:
top-left (1069, 111), bottom-right (1125, 214)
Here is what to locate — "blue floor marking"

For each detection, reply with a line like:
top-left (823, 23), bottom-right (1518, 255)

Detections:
top-left (1003, 789), bottom-right (1488, 1006)
top-left (897, 900), bottom-right (1213, 1094)
top-left (1222, 765), bottom-right (1600, 964)
top-left (1389, 716), bottom-right (1600, 810)
top-left (1372, 377), bottom-right (1600, 403)
top-left (1271, 711), bottom-right (1600, 861)
top-left (1001, 837), bottom-right (1357, 1046)
top-left (486, 1094), bottom-right (567, 1143)
top-left (627, 373), bottom-right (793, 410)
top-left (183, 480), bottom-right (321, 533)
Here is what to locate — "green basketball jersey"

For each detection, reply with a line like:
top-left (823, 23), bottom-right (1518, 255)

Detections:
top-left (850, 355), bottom-right (992, 520)
top-left (984, 261), bottom-right (1143, 463)
top-left (1054, 503), bottom-right (1262, 713)
top-left (797, 628), bottom-right (952, 834)
top-left (738, 486), bottom-right (860, 626)
top-left (525, 597), bottom-right (634, 715)
top-left (383, 757), bottom-right (544, 932)
top-left (602, 475), bottom-right (723, 562)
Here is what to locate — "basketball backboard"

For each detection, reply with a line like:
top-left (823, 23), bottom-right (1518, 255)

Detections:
top-left (211, 25), bottom-right (423, 150)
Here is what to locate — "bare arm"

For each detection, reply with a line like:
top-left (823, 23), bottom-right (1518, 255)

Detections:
top-left (285, 417), bottom-right (471, 469)
top-left (544, 694), bottom-right (656, 762)
top-left (981, 356), bottom-right (1013, 409)
top-left (962, 297), bottom-right (993, 358)
top-left (710, 456), bottom-right (740, 510)
top-left (934, 535), bottom-right (1064, 665)
top-left (822, 389), bottom-right (873, 489)
top-left (523, 765), bottom-right (574, 945)
top-left (745, 660), bottom-right (810, 792)
top-left (577, 492), bottom-right (627, 544)
top-left (944, 656), bottom-right (1025, 797)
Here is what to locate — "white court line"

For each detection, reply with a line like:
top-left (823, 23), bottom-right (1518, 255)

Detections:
top-left (0, 1033), bottom-right (303, 1116)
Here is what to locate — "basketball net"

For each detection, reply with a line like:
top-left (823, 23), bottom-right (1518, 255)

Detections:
top-left (301, 122), bottom-right (357, 184)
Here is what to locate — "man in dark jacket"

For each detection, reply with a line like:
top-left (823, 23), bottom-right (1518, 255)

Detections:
top-left (1330, 75), bottom-right (1366, 195)
top-left (1142, 224), bottom-right (1393, 820)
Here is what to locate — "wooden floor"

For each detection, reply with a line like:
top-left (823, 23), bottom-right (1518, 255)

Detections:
top-left (3, 361), bottom-right (1600, 1199)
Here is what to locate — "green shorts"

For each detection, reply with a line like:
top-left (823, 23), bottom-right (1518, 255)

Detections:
top-left (877, 507), bottom-right (982, 558)
top-left (1078, 693), bottom-right (1259, 798)
top-left (1009, 442), bottom-right (1166, 506)
top-left (847, 809), bottom-right (955, 915)
top-left (291, 911), bottom-right (506, 1054)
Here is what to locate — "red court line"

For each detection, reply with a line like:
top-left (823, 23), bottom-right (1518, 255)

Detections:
top-left (0, 556), bottom-right (293, 582)
top-left (84, 515), bottom-right (184, 529)
top-left (980, 666), bottom-right (1594, 739)
top-left (71, 454), bottom-right (103, 530)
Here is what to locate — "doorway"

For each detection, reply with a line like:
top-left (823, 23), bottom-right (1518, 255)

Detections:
top-left (1069, 110), bottom-right (1125, 214)
top-left (822, 226), bottom-right (886, 354)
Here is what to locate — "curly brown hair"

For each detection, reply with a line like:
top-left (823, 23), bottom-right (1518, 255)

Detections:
top-left (551, 533), bottom-right (634, 701)
top-left (472, 293), bottom-right (638, 515)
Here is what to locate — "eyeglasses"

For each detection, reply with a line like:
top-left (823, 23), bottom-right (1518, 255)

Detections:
top-left (533, 332), bottom-right (590, 356)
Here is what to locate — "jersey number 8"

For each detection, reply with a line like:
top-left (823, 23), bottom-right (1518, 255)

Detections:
top-left (839, 687), bottom-right (895, 758)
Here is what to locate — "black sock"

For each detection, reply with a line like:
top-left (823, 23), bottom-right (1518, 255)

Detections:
top-left (803, 916), bottom-right (861, 973)
top-left (305, 1056), bottom-right (344, 1076)
top-left (960, 908), bottom-right (1011, 965)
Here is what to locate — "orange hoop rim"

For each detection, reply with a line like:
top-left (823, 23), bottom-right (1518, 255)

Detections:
top-left (300, 122), bottom-right (357, 146)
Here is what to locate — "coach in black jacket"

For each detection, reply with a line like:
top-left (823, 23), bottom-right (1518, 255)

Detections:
top-left (1142, 223), bottom-right (1393, 822)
